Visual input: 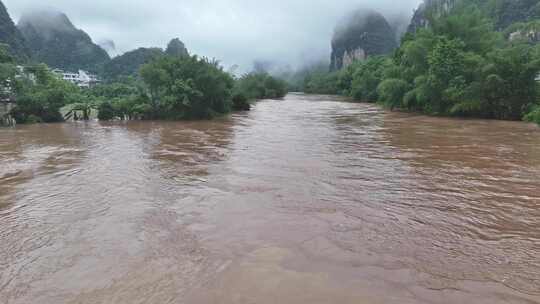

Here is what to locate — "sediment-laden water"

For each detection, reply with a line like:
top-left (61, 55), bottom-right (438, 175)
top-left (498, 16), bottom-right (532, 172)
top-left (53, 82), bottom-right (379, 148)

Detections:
top-left (1, 94), bottom-right (539, 303)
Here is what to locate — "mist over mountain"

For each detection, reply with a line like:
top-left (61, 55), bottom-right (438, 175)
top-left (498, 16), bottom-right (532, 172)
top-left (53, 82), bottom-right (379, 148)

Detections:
top-left (17, 9), bottom-right (110, 72)
top-left (98, 39), bottom-right (118, 57)
top-left (331, 9), bottom-right (397, 70)
top-left (328, 0), bottom-right (540, 73)
top-left (3, 0), bottom-right (537, 76)
top-left (0, 1), bottom-right (29, 60)
top-left (387, 12), bottom-right (412, 42)
top-left (4, 0), bottom-right (421, 71)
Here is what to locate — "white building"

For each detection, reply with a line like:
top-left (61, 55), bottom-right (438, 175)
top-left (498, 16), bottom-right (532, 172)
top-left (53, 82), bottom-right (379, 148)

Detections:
top-left (52, 69), bottom-right (100, 88)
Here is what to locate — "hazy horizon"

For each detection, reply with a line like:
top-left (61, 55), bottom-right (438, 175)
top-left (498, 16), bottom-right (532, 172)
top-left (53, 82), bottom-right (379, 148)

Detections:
top-left (4, 0), bottom-right (422, 71)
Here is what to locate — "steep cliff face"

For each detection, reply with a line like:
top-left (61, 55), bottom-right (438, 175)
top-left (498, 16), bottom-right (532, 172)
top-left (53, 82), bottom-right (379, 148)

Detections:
top-left (387, 13), bottom-right (413, 43)
top-left (407, 0), bottom-right (457, 33)
top-left (408, 0), bottom-right (540, 33)
top-left (494, 0), bottom-right (540, 29)
top-left (17, 9), bottom-right (110, 72)
top-left (331, 10), bottom-right (397, 70)
top-left (0, 1), bottom-right (30, 61)
top-left (509, 27), bottom-right (540, 43)
top-left (407, 3), bottom-right (429, 33)
top-left (165, 38), bottom-right (188, 57)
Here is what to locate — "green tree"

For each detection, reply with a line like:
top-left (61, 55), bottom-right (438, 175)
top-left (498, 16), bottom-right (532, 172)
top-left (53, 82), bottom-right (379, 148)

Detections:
top-left (480, 43), bottom-right (540, 119)
top-left (97, 102), bottom-right (116, 121)
top-left (11, 64), bottom-right (81, 123)
top-left (139, 55), bottom-right (234, 119)
top-left (235, 72), bottom-right (288, 100)
top-left (232, 93), bottom-right (251, 111)
top-left (377, 78), bottom-right (409, 109)
top-left (524, 105), bottom-right (540, 125)
top-left (303, 71), bottom-right (340, 95)
top-left (0, 44), bottom-right (17, 101)
top-left (349, 57), bottom-right (392, 101)
top-left (287, 0), bottom-right (540, 123)
top-left (431, 4), bottom-right (502, 55)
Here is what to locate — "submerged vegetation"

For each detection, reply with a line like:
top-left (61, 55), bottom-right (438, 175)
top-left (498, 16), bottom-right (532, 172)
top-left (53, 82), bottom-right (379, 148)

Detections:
top-left (234, 72), bottom-right (288, 100)
top-left (93, 59), bottom-right (287, 121)
top-left (296, 2), bottom-right (540, 125)
top-left (0, 47), bottom-right (84, 123)
top-left (0, 44), bottom-right (288, 124)
top-left (137, 55), bottom-right (234, 119)
top-left (525, 105), bottom-right (540, 124)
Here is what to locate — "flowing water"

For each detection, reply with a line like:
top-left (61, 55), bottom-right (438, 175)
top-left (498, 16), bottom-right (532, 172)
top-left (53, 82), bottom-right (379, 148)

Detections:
top-left (1, 94), bottom-right (539, 304)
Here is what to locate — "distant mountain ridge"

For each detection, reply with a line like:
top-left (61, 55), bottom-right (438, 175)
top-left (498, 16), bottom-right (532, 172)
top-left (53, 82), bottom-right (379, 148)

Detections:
top-left (102, 38), bottom-right (189, 81)
top-left (4, 0), bottom-right (537, 78)
top-left (17, 9), bottom-right (110, 73)
top-left (102, 47), bottom-right (164, 81)
top-left (166, 38), bottom-right (188, 57)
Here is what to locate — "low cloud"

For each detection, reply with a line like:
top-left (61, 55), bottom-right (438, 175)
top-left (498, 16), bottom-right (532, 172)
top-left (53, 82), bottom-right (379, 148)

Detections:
top-left (4, 0), bottom-right (422, 70)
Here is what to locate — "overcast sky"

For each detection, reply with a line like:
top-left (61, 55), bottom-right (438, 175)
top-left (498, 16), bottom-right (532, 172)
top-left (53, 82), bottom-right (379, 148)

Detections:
top-left (4, 0), bottom-right (421, 71)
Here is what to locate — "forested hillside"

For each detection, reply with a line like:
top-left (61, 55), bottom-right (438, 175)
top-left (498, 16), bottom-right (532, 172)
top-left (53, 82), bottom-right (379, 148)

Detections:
top-left (17, 9), bottom-right (110, 73)
top-left (298, 0), bottom-right (540, 125)
top-left (409, 0), bottom-right (540, 32)
top-left (102, 47), bottom-right (164, 81)
top-left (0, 1), bottom-right (30, 61)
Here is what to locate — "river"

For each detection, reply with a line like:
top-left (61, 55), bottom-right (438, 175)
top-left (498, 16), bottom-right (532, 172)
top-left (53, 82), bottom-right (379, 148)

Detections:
top-left (1, 94), bottom-right (539, 303)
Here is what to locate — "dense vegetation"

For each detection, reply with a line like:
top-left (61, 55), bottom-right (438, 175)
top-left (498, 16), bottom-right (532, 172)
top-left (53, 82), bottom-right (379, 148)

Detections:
top-left (298, 1), bottom-right (540, 124)
top-left (101, 38), bottom-right (190, 82)
top-left (5, 0), bottom-right (539, 125)
top-left (91, 55), bottom-right (241, 120)
top-left (410, 0), bottom-right (540, 33)
top-left (525, 105), bottom-right (540, 124)
top-left (1, 47), bottom-right (288, 124)
top-left (229, 72), bottom-right (288, 111)
top-left (94, 61), bottom-right (288, 120)
top-left (487, 0), bottom-right (540, 29)
top-left (234, 73), bottom-right (288, 100)
top-left (0, 1), bottom-right (30, 61)
top-left (0, 45), bottom-right (77, 124)
top-left (139, 55), bottom-right (234, 119)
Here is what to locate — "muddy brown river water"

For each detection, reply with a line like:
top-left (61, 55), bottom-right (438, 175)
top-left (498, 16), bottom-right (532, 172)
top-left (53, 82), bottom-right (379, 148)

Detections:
top-left (0, 94), bottom-right (539, 304)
